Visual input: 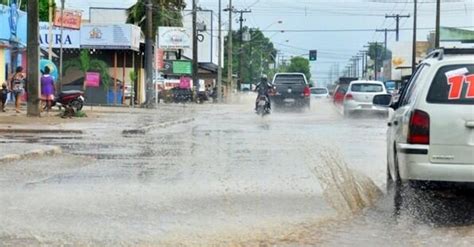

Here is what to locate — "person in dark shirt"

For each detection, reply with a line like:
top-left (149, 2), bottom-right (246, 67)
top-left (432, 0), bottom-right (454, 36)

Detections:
top-left (1, 83), bottom-right (9, 112)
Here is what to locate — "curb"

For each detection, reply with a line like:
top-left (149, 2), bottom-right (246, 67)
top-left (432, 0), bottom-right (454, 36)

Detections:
top-left (0, 146), bottom-right (62, 164)
top-left (0, 129), bottom-right (83, 134)
top-left (122, 118), bottom-right (195, 135)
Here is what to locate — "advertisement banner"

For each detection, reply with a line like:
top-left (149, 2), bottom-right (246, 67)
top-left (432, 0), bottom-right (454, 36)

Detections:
top-left (155, 48), bottom-right (164, 70)
top-left (81, 24), bottom-right (141, 51)
top-left (54, 9), bottom-right (82, 30)
top-left (85, 72), bottom-right (100, 88)
top-left (39, 22), bottom-right (80, 49)
top-left (173, 61), bottom-right (192, 74)
top-left (158, 27), bottom-right (191, 50)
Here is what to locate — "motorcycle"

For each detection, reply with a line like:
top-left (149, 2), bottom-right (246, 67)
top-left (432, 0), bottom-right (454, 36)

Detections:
top-left (256, 95), bottom-right (271, 117)
top-left (48, 90), bottom-right (85, 113)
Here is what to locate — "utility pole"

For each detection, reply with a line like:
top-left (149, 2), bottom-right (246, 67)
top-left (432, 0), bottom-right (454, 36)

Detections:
top-left (360, 50), bottom-right (368, 79)
top-left (235, 8), bottom-right (251, 91)
top-left (412, 0), bottom-right (418, 73)
top-left (27, 0), bottom-right (40, 117)
top-left (435, 0), bottom-right (441, 48)
top-left (376, 28), bottom-right (396, 61)
top-left (224, 1), bottom-right (233, 93)
top-left (192, 0), bottom-right (199, 94)
top-left (48, 0), bottom-right (53, 60)
top-left (385, 14), bottom-right (410, 41)
top-left (374, 44), bottom-right (379, 80)
top-left (217, 0), bottom-right (223, 102)
top-left (144, 0), bottom-right (153, 106)
top-left (59, 0), bottom-right (65, 92)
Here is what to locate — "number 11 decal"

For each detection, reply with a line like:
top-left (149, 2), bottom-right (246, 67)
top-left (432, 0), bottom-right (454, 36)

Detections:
top-left (447, 74), bottom-right (474, 100)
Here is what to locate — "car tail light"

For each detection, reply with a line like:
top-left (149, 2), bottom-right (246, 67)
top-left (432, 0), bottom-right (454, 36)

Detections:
top-left (345, 94), bottom-right (353, 101)
top-left (408, 109), bottom-right (430, 145)
top-left (303, 87), bottom-right (311, 97)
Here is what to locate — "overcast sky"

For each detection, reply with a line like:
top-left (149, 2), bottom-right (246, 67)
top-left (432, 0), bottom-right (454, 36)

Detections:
top-left (58, 0), bottom-right (474, 84)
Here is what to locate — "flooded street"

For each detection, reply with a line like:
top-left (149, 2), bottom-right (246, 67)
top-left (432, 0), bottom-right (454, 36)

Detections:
top-left (0, 96), bottom-right (473, 246)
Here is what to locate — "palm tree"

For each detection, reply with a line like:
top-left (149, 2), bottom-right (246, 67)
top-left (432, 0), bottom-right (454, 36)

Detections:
top-left (126, 0), bottom-right (186, 38)
top-left (63, 50), bottom-right (110, 90)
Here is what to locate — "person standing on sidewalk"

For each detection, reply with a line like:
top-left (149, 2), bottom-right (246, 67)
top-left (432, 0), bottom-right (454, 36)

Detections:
top-left (1, 83), bottom-right (9, 112)
top-left (9, 66), bottom-right (26, 113)
top-left (41, 66), bottom-right (55, 114)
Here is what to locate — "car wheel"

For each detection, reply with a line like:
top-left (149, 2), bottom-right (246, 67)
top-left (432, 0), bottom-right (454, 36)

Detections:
top-left (390, 150), bottom-right (404, 216)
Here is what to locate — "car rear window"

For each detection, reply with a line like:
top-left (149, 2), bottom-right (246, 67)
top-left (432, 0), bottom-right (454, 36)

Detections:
top-left (351, 83), bottom-right (384, 93)
top-left (274, 75), bottom-right (307, 85)
top-left (311, 88), bottom-right (328, 94)
top-left (427, 64), bottom-right (474, 105)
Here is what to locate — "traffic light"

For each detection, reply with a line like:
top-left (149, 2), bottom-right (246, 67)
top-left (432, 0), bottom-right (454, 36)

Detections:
top-left (309, 50), bottom-right (317, 61)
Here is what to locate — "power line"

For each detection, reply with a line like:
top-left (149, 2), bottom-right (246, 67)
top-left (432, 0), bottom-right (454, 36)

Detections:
top-left (260, 25), bottom-right (474, 33)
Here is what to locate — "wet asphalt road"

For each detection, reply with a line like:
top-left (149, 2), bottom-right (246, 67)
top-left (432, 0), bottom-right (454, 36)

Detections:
top-left (0, 95), bottom-right (473, 246)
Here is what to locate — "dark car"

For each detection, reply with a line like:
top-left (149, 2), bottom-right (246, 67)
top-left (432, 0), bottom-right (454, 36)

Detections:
top-left (270, 73), bottom-right (311, 109)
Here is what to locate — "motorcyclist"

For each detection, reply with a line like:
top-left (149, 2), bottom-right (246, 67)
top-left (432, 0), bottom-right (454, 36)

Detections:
top-left (255, 75), bottom-right (273, 111)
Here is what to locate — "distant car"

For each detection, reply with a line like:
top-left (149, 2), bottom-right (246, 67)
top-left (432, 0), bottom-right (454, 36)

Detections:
top-left (333, 84), bottom-right (349, 106)
top-left (270, 73), bottom-right (311, 109)
top-left (373, 48), bottom-right (474, 213)
top-left (310, 87), bottom-right (329, 99)
top-left (343, 80), bottom-right (388, 116)
top-left (385, 81), bottom-right (397, 94)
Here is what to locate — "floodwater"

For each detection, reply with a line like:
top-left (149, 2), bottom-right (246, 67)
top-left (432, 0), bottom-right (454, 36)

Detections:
top-left (0, 95), bottom-right (472, 246)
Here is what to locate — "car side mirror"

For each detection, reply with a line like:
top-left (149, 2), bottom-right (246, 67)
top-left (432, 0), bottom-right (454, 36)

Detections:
top-left (373, 94), bottom-right (392, 107)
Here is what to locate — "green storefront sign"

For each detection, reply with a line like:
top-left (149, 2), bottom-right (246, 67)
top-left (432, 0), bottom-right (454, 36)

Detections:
top-left (172, 61), bottom-right (192, 75)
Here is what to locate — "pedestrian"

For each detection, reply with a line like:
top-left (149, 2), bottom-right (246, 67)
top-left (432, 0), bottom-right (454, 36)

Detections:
top-left (0, 83), bottom-right (9, 112)
top-left (9, 66), bottom-right (26, 113)
top-left (41, 66), bottom-right (55, 114)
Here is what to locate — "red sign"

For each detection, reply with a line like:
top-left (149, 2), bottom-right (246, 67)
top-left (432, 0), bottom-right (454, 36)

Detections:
top-left (155, 48), bottom-right (164, 70)
top-left (85, 72), bottom-right (100, 88)
top-left (54, 9), bottom-right (82, 30)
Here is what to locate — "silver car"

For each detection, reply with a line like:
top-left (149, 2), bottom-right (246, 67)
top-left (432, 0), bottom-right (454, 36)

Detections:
top-left (310, 87), bottom-right (329, 99)
top-left (343, 80), bottom-right (388, 116)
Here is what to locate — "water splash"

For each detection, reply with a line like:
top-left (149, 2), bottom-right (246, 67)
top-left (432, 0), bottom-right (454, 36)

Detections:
top-left (307, 147), bottom-right (382, 216)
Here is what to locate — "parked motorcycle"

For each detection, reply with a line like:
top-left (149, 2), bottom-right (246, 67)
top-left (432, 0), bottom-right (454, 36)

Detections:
top-left (256, 95), bottom-right (271, 117)
top-left (48, 90), bottom-right (85, 113)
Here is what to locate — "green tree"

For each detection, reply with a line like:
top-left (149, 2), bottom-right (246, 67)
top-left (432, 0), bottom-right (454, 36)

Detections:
top-left (126, 0), bottom-right (186, 38)
top-left (63, 50), bottom-right (110, 90)
top-left (285, 56), bottom-right (311, 80)
top-left (224, 27), bottom-right (277, 85)
top-left (1, 0), bottom-right (55, 21)
top-left (368, 43), bottom-right (392, 72)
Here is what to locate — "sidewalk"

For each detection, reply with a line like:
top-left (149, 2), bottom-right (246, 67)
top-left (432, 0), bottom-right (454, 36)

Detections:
top-left (0, 103), bottom-right (198, 134)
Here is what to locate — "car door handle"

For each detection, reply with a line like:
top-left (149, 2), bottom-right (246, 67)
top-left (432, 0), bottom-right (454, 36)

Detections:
top-left (466, 121), bottom-right (474, 128)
